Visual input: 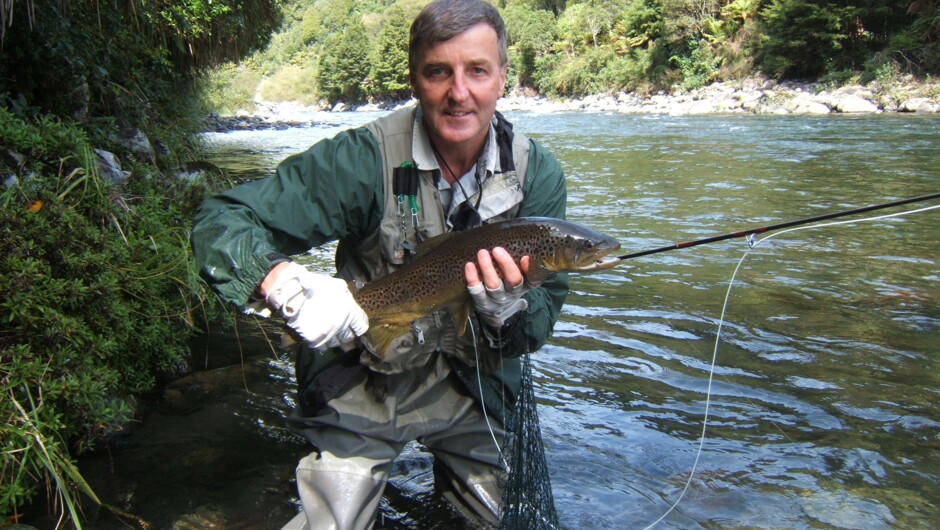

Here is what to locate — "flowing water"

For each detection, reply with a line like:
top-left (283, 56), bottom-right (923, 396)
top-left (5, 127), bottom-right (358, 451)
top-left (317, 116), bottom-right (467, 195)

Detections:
top-left (75, 109), bottom-right (939, 529)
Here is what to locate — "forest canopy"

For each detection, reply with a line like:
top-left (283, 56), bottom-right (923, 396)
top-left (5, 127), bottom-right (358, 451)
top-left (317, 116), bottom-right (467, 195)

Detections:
top-left (204, 0), bottom-right (940, 111)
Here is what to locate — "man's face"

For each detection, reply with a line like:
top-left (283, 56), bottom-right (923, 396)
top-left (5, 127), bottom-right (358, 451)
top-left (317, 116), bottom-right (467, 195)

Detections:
top-left (412, 22), bottom-right (507, 154)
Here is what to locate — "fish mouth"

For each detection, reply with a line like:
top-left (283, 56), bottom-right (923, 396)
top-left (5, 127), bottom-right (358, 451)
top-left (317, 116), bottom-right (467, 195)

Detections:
top-left (575, 254), bottom-right (622, 272)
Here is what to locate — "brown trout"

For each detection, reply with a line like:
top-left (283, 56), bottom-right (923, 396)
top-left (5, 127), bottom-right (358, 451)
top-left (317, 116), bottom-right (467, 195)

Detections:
top-left (352, 217), bottom-right (621, 355)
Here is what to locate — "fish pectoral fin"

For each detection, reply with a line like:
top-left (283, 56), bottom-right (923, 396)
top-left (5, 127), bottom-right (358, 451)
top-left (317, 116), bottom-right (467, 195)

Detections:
top-left (361, 309), bottom-right (427, 359)
top-left (451, 299), bottom-right (474, 337)
top-left (524, 266), bottom-right (549, 286)
top-left (361, 323), bottom-right (410, 360)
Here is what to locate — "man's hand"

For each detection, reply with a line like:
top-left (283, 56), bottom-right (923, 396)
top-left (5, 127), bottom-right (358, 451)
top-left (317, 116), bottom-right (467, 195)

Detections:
top-left (465, 247), bottom-right (533, 329)
top-left (261, 262), bottom-right (369, 349)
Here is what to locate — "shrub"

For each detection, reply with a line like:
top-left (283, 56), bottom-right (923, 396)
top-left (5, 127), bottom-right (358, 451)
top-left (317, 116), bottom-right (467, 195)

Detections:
top-left (201, 63), bottom-right (264, 115)
top-left (0, 112), bottom-right (220, 521)
top-left (258, 64), bottom-right (320, 106)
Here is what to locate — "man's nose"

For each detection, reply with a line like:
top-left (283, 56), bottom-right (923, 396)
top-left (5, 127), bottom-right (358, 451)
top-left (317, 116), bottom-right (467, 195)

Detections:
top-left (448, 68), bottom-right (470, 102)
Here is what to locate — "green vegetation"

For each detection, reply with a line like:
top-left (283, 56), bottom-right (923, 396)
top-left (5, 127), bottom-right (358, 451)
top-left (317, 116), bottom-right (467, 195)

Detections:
top-left (204, 0), bottom-right (940, 109)
top-left (2, 0), bottom-right (937, 526)
top-left (1, 0), bottom-right (277, 525)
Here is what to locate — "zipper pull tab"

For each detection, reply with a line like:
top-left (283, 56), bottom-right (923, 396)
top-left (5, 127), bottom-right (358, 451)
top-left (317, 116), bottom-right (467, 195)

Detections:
top-left (412, 322), bottom-right (426, 345)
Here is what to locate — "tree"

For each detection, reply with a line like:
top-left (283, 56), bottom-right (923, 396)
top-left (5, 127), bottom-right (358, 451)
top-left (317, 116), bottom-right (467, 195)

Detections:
top-left (317, 21), bottom-right (372, 104)
top-left (759, 0), bottom-right (912, 79)
top-left (502, 4), bottom-right (557, 88)
top-left (368, 6), bottom-right (412, 101)
top-left (556, 1), bottom-right (619, 47)
top-left (0, 0), bottom-right (279, 121)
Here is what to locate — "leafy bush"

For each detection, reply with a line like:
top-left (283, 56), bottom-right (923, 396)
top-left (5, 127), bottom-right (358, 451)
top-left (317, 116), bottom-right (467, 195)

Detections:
top-left (545, 46), bottom-right (617, 97)
top-left (0, 0), bottom-right (272, 525)
top-left (672, 39), bottom-right (723, 90)
top-left (0, 108), bottom-right (223, 525)
top-left (598, 52), bottom-right (655, 94)
top-left (502, 4), bottom-right (557, 89)
top-left (886, 6), bottom-right (940, 75)
top-left (201, 63), bottom-right (264, 115)
top-left (259, 64), bottom-right (321, 106)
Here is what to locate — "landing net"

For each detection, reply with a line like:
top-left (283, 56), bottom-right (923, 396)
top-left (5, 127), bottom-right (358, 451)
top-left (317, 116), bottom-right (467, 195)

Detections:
top-left (498, 354), bottom-right (559, 529)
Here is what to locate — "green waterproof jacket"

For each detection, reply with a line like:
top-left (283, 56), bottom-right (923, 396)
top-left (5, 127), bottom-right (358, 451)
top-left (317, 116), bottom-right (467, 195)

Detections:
top-left (192, 107), bottom-right (568, 422)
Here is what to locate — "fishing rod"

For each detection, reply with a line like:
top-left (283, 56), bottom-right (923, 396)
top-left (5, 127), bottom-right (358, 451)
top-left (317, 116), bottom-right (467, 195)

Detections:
top-left (617, 191), bottom-right (940, 261)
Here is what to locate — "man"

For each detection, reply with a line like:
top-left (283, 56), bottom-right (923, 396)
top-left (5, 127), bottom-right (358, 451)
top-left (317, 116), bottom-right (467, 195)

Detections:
top-left (192, 0), bottom-right (567, 527)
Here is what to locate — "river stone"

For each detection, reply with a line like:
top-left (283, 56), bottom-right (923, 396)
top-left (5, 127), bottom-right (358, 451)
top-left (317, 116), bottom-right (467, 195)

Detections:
top-left (171, 504), bottom-right (227, 530)
top-left (829, 94), bottom-right (880, 113)
top-left (899, 97), bottom-right (939, 113)
top-left (784, 95), bottom-right (832, 115)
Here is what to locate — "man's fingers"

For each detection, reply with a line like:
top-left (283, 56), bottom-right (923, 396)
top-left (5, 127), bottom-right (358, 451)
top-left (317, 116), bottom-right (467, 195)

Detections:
top-left (466, 248), bottom-right (530, 290)
top-left (492, 247), bottom-right (524, 288)
top-left (465, 261), bottom-right (482, 288)
top-left (476, 248), bottom-right (502, 290)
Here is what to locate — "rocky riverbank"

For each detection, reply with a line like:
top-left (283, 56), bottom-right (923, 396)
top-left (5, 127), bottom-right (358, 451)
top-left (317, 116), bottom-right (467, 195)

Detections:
top-left (497, 76), bottom-right (940, 115)
top-left (203, 76), bottom-right (940, 132)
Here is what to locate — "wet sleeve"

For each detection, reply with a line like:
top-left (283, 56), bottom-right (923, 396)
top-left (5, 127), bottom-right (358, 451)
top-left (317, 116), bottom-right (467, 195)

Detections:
top-left (191, 127), bottom-right (384, 306)
top-left (496, 139), bottom-right (570, 356)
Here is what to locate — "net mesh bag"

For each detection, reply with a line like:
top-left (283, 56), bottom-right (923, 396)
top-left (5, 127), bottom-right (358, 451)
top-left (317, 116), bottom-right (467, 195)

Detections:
top-left (498, 354), bottom-right (560, 529)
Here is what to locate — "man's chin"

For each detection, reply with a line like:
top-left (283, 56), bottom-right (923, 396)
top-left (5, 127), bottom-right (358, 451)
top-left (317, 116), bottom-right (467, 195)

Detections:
top-left (435, 124), bottom-right (485, 146)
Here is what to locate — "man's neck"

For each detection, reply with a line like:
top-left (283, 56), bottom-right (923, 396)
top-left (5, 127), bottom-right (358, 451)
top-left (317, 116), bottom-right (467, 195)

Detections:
top-left (429, 136), bottom-right (485, 184)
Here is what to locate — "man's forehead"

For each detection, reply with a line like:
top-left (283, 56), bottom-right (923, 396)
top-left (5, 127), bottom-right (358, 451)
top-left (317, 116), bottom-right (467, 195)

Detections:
top-left (416, 23), bottom-right (501, 64)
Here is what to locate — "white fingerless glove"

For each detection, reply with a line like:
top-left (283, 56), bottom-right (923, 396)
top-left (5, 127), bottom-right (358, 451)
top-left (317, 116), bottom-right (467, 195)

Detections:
top-left (467, 279), bottom-right (530, 330)
top-left (264, 263), bottom-right (369, 349)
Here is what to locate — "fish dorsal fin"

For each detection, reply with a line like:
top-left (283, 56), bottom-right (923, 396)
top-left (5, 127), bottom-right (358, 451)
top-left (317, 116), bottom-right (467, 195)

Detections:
top-left (413, 230), bottom-right (460, 258)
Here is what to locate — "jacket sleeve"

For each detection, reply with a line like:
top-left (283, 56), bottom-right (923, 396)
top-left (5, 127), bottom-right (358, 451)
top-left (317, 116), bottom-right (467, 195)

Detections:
top-left (494, 138), bottom-right (569, 356)
top-left (191, 127), bottom-right (384, 307)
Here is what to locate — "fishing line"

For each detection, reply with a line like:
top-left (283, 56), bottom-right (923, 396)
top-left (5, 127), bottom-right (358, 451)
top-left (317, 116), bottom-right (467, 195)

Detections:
top-left (642, 202), bottom-right (940, 529)
top-left (467, 316), bottom-right (504, 457)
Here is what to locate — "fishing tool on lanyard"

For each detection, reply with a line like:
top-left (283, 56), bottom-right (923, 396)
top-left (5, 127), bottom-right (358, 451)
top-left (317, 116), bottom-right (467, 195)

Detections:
top-left (393, 161), bottom-right (421, 259)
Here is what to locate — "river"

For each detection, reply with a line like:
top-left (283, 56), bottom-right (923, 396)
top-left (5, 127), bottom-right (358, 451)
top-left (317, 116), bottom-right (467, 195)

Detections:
top-left (77, 109), bottom-right (939, 529)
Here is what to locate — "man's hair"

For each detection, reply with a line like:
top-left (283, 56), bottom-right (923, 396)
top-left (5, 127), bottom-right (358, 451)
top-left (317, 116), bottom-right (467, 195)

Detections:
top-left (409, 0), bottom-right (508, 75)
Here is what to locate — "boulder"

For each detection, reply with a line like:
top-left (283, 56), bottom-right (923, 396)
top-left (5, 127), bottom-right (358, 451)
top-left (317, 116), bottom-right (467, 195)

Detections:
top-left (116, 124), bottom-right (156, 163)
top-left (828, 94), bottom-right (880, 113)
top-left (899, 97), bottom-right (940, 113)
top-left (784, 95), bottom-right (831, 115)
top-left (94, 148), bottom-right (130, 186)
